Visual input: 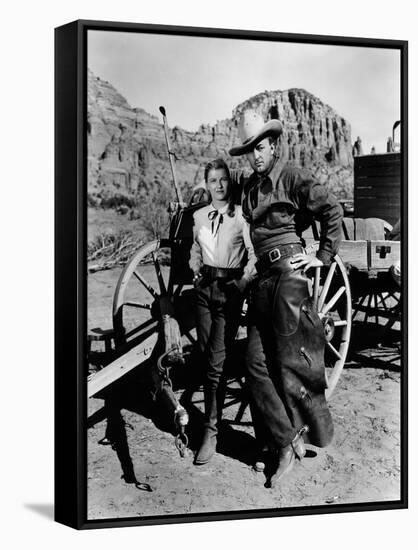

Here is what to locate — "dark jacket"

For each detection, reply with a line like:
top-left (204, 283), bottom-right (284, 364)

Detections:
top-left (241, 160), bottom-right (343, 264)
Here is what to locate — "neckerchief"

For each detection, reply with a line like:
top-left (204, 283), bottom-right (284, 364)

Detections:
top-left (208, 209), bottom-right (224, 236)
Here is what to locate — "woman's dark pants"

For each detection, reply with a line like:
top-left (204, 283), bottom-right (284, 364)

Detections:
top-left (195, 279), bottom-right (243, 431)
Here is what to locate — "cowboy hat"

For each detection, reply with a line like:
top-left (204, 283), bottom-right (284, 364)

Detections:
top-left (229, 110), bottom-right (282, 156)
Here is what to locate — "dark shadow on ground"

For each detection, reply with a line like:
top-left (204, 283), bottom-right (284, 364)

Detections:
top-left (346, 323), bottom-right (401, 372)
top-left (88, 344), bottom-right (183, 490)
top-left (216, 423), bottom-right (258, 467)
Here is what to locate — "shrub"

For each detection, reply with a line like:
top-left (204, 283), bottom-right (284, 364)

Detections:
top-left (88, 229), bottom-right (143, 269)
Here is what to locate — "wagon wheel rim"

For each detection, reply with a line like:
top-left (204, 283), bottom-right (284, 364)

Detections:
top-left (112, 239), bottom-right (182, 345)
top-left (310, 252), bottom-right (352, 399)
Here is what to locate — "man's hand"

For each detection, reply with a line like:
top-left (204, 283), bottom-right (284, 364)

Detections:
top-left (290, 253), bottom-right (323, 273)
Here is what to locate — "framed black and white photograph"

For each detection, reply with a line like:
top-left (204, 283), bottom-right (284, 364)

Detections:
top-left (55, 19), bottom-right (407, 529)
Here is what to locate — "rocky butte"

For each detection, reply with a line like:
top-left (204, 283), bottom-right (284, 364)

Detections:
top-left (87, 69), bottom-right (354, 211)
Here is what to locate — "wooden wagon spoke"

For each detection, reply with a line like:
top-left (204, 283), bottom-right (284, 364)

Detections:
top-left (353, 293), bottom-right (368, 319)
top-left (184, 331), bottom-right (196, 345)
top-left (152, 252), bottom-right (167, 295)
top-left (363, 293), bottom-right (374, 324)
top-left (123, 301), bottom-right (152, 310)
top-left (334, 319), bottom-right (348, 327)
top-left (124, 319), bottom-right (159, 341)
top-left (327, 341), bottom-right (342, 360)
top-left (312, 266), bottom-right (321, 308)
top-left (376, 293), bottom-right (388, 311)
top-left (374, 293), bottom-right (379, 325)
top-left (318, 262), bottom-right (337, 311)
top-left (322, 286), bottom-right (346, 315)
top-left (133, 270), bottom-right (158, 299)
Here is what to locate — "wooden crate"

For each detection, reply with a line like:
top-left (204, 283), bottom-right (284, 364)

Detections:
top-left (368, 240), bottom-right (401, 270)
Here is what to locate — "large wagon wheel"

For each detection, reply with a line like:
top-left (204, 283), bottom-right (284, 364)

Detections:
top-left (113, 239), bottom-right (195, 345)
top-left (112, 239), bottom-right (194, 348)
top-left (308, 250), bottom-right (352, 399)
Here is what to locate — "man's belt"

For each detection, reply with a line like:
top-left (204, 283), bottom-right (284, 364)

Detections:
top-left (256, 243), bottom-right (305, 274)
top-left (201, 265), bottom-right (243, 280)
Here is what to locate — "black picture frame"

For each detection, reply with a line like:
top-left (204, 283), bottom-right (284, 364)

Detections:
top-left (55, 19), bottom-right (408, 530)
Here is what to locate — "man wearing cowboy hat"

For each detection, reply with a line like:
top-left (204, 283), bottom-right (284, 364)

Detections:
top-left (229, 110), bottom-right (343, 487)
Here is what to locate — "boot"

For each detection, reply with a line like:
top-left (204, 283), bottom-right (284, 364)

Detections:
top-left (194, 384), bottom-right (225, 465)
top-left (194, 426), bottom-right (217, 465)
top-left (266, 429), bottom-right (307, 488)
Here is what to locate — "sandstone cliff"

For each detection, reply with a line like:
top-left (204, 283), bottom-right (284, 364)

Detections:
top-left (87, 69), bottom-right (354, 210)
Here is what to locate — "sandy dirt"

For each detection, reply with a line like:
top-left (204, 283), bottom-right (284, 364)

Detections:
top-left (87, 267), bottom-right (401, 521)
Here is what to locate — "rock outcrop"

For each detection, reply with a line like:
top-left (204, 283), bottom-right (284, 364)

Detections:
top-left (87, 69), bottom-right (354, 207)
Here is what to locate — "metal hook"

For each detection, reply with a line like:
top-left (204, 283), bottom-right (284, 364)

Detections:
top-left (175, 432), bottom-right (189, 458)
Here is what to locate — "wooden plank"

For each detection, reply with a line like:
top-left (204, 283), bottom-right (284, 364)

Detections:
top-left (357, 161), bottom-right (400, 170)
top-left (355, 197), bottom-right (400, 207)
top-left (302, 239), bottom-right (369, 271)
top-left (368, 240), bottom-right (401, 270)
top-left (354, 153), bottom-right (400, 167)
top-left (87, 333), bottom-right (158, 398)
top-left (338, 240), bottom-right (368, 270)
top-left (355, 185), bottom-right (400, 193)
top-left (355, 194), bottom-right (400, 202)
top-left (356, 181), bottom-right (400, 190)
top-left (356, 166), bottom-right (400, 176)
top-left (356, 182), bottom-right (399, 189)
top-left (355, 202), bottom-right (401, 213)
top-left (88, 328), bottom-right (115, 342)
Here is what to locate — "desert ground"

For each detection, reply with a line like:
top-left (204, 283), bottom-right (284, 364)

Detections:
top-left (87, 253), bottom-right (402, 521)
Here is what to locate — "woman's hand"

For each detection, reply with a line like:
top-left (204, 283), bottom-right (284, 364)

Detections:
top-left (290, 253), bottom-right (323, 273)
top-left (193, 272), bottom-right (203, 287)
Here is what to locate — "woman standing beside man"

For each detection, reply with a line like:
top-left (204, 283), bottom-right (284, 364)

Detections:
top-left (189, 158), bottom-right (256, 465)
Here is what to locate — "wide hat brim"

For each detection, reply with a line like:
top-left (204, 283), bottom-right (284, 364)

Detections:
top-left (229, 119), bottom-right (283, 156)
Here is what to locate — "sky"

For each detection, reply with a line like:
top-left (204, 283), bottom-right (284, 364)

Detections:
top-left (88, 30), bottom-right (401, 154)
